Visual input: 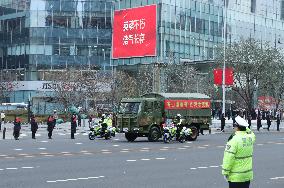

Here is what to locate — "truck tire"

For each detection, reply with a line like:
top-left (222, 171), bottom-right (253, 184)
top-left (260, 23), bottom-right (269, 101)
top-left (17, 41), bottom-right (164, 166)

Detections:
top-left (148, 127), bottom-right (161, 142)
top-left (125, 133), bottom-right (137, 142)
top-left (187, 126), bottom-right (198, 141)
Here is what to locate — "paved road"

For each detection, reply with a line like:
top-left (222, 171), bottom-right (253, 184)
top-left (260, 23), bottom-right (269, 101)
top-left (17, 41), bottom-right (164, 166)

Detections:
top-left (0, 128), bottom-right (283, 188)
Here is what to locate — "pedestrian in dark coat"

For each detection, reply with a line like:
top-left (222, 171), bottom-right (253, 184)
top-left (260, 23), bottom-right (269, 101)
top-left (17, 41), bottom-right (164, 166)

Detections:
top-left (276, 114), bottom-right (280, 131)
top-left (78, 113), bottom-right (81, 127)
top-left (71, 114), bottom-right (77, 139)
top-left (248, 115), bottom-right (252, 129)
top-left (257, 116), bottom-right (262, 131)
top-left (13, 117), bottom-right (21, 140)
top-left (267, 115), bottom-right (271, 131)
top-left (30, 115), bottom-right (38, 139)
top-left (221, 113), bottom-right (225, 132)
top-left (47, 115), bottom-right (55, 139)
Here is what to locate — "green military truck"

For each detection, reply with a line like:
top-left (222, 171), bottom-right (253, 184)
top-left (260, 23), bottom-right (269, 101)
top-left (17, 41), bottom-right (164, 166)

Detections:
top-left (117, 93), bottom-right (211, 142)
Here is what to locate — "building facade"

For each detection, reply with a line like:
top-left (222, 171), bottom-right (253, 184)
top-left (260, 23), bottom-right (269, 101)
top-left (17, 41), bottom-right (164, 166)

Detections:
top-left (112, 0), bottom-right (284, 66)
top-left (0, 0), bottom-right (113, 81)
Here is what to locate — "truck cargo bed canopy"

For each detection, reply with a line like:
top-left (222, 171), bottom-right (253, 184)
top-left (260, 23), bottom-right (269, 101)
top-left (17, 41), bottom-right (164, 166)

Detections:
top-left (142, 93), bottom-right (210, 99)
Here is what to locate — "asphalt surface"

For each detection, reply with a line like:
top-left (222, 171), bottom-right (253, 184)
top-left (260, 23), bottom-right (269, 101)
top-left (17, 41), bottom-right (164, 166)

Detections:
top-left (0, 125), bottom-right (283, 188)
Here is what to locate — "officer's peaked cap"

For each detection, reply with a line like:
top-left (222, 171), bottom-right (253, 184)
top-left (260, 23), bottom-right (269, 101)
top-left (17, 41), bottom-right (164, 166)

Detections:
top-left (235, 116), bottom-right (249, 127)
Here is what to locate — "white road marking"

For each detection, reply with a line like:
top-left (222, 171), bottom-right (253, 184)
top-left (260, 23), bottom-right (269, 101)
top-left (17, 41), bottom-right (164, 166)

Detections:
top-left (122, 149), bottom-right (129, 151)
top-left (217, 146), bottom-right (225, 148)
top-left (63, 154), bottom-right (73, 156)
top-left (276, 143), bottom-right (284, 145)
top-left (77, 178), bottom-right (89, 180)
top-left (83, 153), bottom-right (93, 155)
top-left (5, 157), bottom-right (15, 159)
top-left (209, 166), bottom-right (219, 168)
top-left (126, 160), bottom-right (136, 162)
top-left (140, 150), bottom-right (149, 152)
top-left (66, 179), bottom-right (77, 181)
top-left (183, 146), bottom-right (191, 148)
top-left (203, 145), bottom-right (209, 147)
top-left (40, 153), bottom-right (50, 155)
top-left (190, 168), bottom-right (197, 170)
top-left (187, 142), bottom-right (192, 144)
top-left (80, 151), bottom-right (89, 153)
top-left (163, 147), bottom-right (169, 149)
top-left (155, 158), bottom-right (166, 160)
top-left (14, 148), bottom-right (23, 151)
top-left (198, 147), bottom-right (206, 149)
top-left (142, 148), bottom-right (150, 150)
top-left (267, 141), bottom-right (275, 144)
top-left (58, 133), bottom-right (66, 136)
top-left (101, 149), bottom-right (109, 152)
top-left (38, 148), bottom-right (47, 150)
top-left (102, 152), bottom-right (112, 154)
top-left (113, 145), bottom-right (120, 147)
top-left (44, 155), bottom-right (54, 157)
top-left (0, 169), bottom-right (4, 171)
top-left (75, 143), bottom-right (82, 145)
top-left (120, 151), bottom-right (129, 153)
top-left (114, 138), bottom-right (120, 140)
top-left (61, 152), bottom-right (70, 154)
top-left (6, 168), bottom-right (18, 170)
top-left (0, 155), bottom-right (7, 157)
top-left (160, 149), bottom-right (168, 151)
top-left (82, 133), bottom-right (88, 136)
top-left (22, 167), bottom-right (34, 169)
top-left (24, 156), bottom-right (34, 158)
top-left (257, 144), bottom-right (264, 146)
top-left (141, 159), bottom-right (150, 161)
top-left (198, 167), bottom-right (208, 169)
top-left (40, 141), bottom-right (48, 143)
top-left (270, 176), bottom-right (284, 180)
top-left (178, 148), bottom-right (186, 150)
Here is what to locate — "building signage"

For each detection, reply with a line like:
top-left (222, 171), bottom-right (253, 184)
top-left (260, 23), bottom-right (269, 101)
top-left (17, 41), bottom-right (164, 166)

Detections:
top-left (164, 100), bottom-right (211, 110)
top-left (112, 4), bottom-right (157, 59)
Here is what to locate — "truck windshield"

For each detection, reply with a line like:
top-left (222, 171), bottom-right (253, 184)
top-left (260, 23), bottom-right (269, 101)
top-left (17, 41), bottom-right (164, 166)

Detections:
top-left (119, 102), bottom-right (141, 114)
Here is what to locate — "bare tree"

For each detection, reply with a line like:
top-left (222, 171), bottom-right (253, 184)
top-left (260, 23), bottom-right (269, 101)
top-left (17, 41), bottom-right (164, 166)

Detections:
top-left (216, 39), bottom-right (284, 114)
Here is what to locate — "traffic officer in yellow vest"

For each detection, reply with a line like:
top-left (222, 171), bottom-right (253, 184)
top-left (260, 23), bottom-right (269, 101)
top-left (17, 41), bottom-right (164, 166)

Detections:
top-left (222, 116), bottom-right (256, 188)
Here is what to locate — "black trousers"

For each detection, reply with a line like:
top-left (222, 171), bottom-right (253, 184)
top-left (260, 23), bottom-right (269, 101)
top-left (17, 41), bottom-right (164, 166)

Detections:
top-left (71, 132), bottom-right (75, 139)
top-left (229, 181), bottom-right (250, 188)
top-left (32, 131), bottom-right (36, 139)
top-left (14, 130), bottom-right (20, 139)
top-left (277, 123), bottom-right (280, 131)
top-left (48, 131), bottom-right (53, 138)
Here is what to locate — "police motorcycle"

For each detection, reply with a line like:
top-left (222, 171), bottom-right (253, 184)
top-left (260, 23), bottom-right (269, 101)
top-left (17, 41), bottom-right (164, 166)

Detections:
top-left (88, 121), bottom-right (102, 140)
top-left (178, 127), bottom-right (193, 143)
top-left (163, 123), bottom-right (179, 143)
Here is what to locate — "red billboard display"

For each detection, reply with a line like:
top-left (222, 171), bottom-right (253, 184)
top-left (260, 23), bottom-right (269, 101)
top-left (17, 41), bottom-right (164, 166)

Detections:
top-left (112, 4), bottom-right (157, 59)
top-left (164, 100), bottom-right (211, 110)
top-left (213, 68), bottom-right (234, 86)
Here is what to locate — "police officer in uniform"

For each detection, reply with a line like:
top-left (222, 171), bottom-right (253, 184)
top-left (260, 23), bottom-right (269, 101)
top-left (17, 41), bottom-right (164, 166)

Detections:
top-left (222, 116), bottom-right (256, 188)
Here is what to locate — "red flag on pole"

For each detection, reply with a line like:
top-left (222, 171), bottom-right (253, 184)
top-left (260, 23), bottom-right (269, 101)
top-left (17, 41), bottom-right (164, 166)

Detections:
top-left (213, 68), bottom-right (234, 86)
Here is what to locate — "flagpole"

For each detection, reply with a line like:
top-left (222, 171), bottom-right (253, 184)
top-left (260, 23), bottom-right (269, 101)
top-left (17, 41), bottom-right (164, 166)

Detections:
top-left (222, 0), bottom-right (227, 115)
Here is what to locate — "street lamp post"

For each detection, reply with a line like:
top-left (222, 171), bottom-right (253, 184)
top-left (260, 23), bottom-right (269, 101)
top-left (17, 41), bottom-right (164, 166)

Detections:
top-left (222, 0), bottom-right (227, 114)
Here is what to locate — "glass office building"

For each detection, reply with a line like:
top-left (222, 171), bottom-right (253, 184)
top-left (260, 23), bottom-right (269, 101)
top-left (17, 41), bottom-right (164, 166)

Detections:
top-left (0, 0), bottom-right (113, 81)
top-left (112, 0), bottom-right (284, 66)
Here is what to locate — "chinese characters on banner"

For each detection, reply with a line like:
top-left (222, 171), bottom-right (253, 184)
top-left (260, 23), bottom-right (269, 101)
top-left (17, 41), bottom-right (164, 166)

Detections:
top-left (112, 4), bottom-right (157, 58)
top-left (258, 96), bottom-right (276, 110)
top-left (164, 100), bottom-right (211, 110)
top-left (213, 68), bottom-right (234, 86)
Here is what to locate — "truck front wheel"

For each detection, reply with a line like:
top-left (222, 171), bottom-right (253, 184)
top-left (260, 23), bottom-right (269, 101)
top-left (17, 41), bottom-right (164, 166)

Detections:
top-left (187, 126), bottom-right (198, 141)
top-left (148, 127), bottom-right (161, 142)
top-left (125, 133), bottom-right (137, 142)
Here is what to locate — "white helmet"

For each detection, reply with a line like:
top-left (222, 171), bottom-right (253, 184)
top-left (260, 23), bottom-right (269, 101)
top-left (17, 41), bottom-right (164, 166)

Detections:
top-left (177, 114), bottom-right (182, 117)
top-left (235, 116), bottom-right (249, 127)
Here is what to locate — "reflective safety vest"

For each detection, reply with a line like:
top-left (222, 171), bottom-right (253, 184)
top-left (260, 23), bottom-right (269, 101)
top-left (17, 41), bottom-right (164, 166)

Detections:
top-left (222, 128), bottom-right (256, 182)
top-left (105, 118), bottom-right (112, 127)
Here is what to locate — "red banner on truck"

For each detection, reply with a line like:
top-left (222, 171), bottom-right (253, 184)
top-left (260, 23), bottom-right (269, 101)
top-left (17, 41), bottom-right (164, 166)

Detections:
top-left (164, 100), bottom-right (211, 110)
top-left (112, 4), bottom-right (157, 59)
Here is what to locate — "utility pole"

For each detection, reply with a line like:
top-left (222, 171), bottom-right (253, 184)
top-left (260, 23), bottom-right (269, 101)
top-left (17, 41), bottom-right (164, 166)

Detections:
top-left (222, 0), bottom-right (227, 114)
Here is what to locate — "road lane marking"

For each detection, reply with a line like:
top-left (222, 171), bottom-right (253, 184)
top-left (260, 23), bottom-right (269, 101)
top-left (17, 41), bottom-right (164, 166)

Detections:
top-left (114, 138), bottom-right (120, 140)
top-left (113, 145), bottom-right (120, 147)
top-left (155, 158), bottom-right (166, 160)
top-left (276, 143), bottom-right (284, 145)
top-left (0, 155), bottom-right (7, 157)
top-left (257, 144), bottom-right (264, 146)
top-left (24, 156), bottom-right (34, 158)
top-left (66, 179), bottom-right (77, 181)
top-left (209, 166), bottom-right (219, 168)
top-left (18, 154), bottom-right (28, 156)
top-left (75, 143), bottom-right (83, 145)
top-left (47, 176), bottom-right (106, 183)
top-left (61, 152), bottom-right (70, 154)
top-left (217, 146), bottom-right (225, 148)
top-left (141, 159), bottom-right (150, 161)
top-left (120, 151), bottom-right (129, 153)
top-left (198, 147), bottom-right (206, 149)
top-left (22, 167), bottom-right (34, 169)
top-left (198, 167), bottom-right (208, 169)
top-left (102, 152), bottom-right (112, 154)
top-left (6, 168), bottom-right (18, 170)
top-left (183, 146), bottom-right (191, 148)
top-left (142, 148), bottom-right (150, 150)
top-left (0, 169), bottom-right (4, 171)
top-left (40, 153), bottom-right (50, 155)
top-left (38, 148), bottom-right (47, 150)
top-left (80, 151), bottom-right (89, 153)
top-left (83, 153), bottom-right (93, 155)
top-left (5, 157), bottom-right (15, 159)
top-left (77, 178), bottom-right (89, 180)
top-left (14, 148), bottom-right (23, 151)
top-left (190, 168), bottom-right (197, 170)
top-left (122, 149), bottom-right (129, 151)
top-left (162, 147), bottom-right (169, 149)
top-left (270, 176), bottom-right (284, 180)
top-left (63, 154), bottom-right (73, 156)
top-left (44, 155), bottom-right (54, 157)
top-left (160, 149), bottom-right (168, 151)
top-left (40, 141), bottom-right (48, 143)
top-left (126, 160), bottom-right (136, 162)
top-left (140, 150), bottom-right (149, 152)
top-left (101, 150), bottom-right (109, 152)
top-left (187, 142), bottom-right (192, 144)
top-left (203, 145), bottom-right (209, 147)
top-left (178, 148), bottom-right (186, 150)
